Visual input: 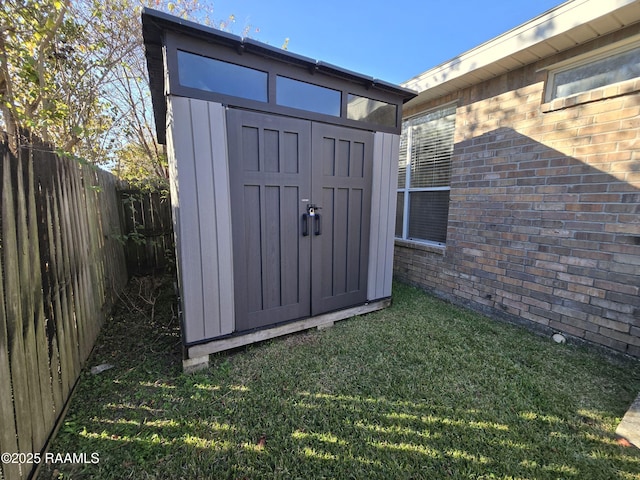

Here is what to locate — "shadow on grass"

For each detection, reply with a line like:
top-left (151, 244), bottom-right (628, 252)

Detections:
top-left (39, 278), bottom-right (640, 480)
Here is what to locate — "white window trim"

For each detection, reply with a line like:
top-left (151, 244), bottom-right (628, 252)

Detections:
top-left (543, 35), bottom-right (640, 103)
top-left (401, 100), bottom-right (458, 123)
top-left (396, 103), bottom-right (456, 248)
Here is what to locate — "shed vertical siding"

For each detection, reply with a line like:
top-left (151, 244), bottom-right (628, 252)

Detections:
top-left (167, 97), bottom-right (234, 343)
top-left (368, 132), bottom-right (400, 300)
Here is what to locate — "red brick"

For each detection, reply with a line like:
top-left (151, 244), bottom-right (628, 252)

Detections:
top-left (549, 320), bottom-right (586, 339)
top-left (588, 316), bottom-right (630, 333)
top-left (584, 331), bottom-right (628, 352)
top-left (567, 283), bottom-right (606, 299)
top-left (598, 328), bottom-right (640, 347)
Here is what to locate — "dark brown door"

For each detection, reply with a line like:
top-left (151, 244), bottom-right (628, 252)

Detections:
top-left (228, 110), bottom-right (312, 331)
top-left (311, 123), bottom-right (373, 315)
top-left (227, 109), bottom-right (372, 331)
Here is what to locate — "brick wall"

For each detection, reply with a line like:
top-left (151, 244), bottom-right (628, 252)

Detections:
top-left (395, 25), bottom-right (640, 357)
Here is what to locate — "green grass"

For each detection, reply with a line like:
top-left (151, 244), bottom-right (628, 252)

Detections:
top-left (39, 277), bottom-right (640, 479)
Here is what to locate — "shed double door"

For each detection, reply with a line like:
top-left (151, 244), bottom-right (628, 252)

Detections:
top-left (228, 109), bottom-right (373, 332)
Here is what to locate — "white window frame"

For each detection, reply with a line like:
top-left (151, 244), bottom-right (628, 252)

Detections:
top-left (545, 36), bottom-right (640, 103)
top-left (396, 103), bottom-right (456, 247)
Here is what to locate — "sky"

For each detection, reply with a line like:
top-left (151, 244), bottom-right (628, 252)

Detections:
top-left (210, 0), bottom-right (566, 86)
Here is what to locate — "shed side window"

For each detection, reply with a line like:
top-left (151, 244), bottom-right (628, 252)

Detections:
top-left (396, 105), bottom-right (456, 245)
top-left (177, 50), bottom-right (268, 102)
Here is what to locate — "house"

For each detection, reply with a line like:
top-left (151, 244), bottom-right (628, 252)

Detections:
top-left (394, 0), bottom-right (640, 357)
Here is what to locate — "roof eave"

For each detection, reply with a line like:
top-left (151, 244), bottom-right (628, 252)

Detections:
top-left (402, 0), bottom-right (640, 107)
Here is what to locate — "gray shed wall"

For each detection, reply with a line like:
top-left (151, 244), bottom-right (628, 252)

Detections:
top-left (167, 96), bottom-right (235, 343)
top-left (368, 132), bottom-right (401, 300)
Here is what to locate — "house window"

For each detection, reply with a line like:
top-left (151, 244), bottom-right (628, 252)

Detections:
top-left (396, 104), bottom-right (456, 245)
top-left (547, 42), bottom-right (640, 101)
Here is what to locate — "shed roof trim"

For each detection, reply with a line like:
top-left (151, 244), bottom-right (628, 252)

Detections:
top-left (142, 8), bottom-right (415, 97)
top-left (403, 0), bottom-right (640, 105)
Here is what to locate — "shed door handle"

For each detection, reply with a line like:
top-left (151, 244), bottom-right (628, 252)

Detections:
top-left (314, 214), bottom-right (321, 236)
top-left (302, 213), bottom-right (309, 237)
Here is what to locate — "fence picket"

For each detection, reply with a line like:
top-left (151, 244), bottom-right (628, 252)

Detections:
top-left (27, 148), bottom-right (57, 443)
top-left (17, 148), bottom-right (49, 453)
top-left (60, 164), bottom-right (83, 383)
top-left (44, 194), bottom-right (64, 413)
top-left (2, 149), bottom-right (33, 476)
top-left (0, 145), bottom-right (21, 480)
top-left (36, 155), bottom-right (65, 414)
top-left (53, 174), bottom-right (76, 399)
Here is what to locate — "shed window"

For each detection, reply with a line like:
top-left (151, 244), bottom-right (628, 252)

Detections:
top-left (547, 43), bottom-right (640, 101)
top-left (347, 94), bottom-right (396, 127)
top-left (396, 105), bottom-right (456, 245)
top-left (276, 76), bottom-right (341, 116)
top-left (177, 50), bottom-right (268, 102)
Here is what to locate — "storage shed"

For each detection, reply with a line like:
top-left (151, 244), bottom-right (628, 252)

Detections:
top-left (142, 9), bottom-right (416, 370)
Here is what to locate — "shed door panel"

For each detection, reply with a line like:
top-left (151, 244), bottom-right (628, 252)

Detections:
top-left (228, 109), bottom-right (311, 331)
top-left (311, 123), bottom-right (373, 315)
top-left (228, 109), bottom-right (372, 332)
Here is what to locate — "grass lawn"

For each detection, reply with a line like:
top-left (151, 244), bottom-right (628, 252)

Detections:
top-left (39, 277), bottom-right (640, 479)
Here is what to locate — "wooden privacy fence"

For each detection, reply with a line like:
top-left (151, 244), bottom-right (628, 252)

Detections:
top-left (0, 136), bottom-right (128, 480)
top-left (119, 188), bottom-right (174, 275)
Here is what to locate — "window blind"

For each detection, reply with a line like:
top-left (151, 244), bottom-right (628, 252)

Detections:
top-left (408, 190), bottom-right (450, 244)
top-left (396, 105), bottom-right (456, 245)
top-left (397, 129), bottom-right (408, 189)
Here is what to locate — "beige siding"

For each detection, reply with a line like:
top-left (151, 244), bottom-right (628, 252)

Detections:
top-left (167, 97), bottom-right (234, 343)
top-left (368, 132), bottom-right (400, 300)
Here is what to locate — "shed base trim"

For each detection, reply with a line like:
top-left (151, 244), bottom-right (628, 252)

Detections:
top-left (186, 299), bottom-right (391, 360)
top-left (616, 392), bottom-right (640, 449)
top-left (182, 355), bottom-right (210, 373)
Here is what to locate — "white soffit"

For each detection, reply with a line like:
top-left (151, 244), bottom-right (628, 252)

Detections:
top-left (403, 0), bottom-right (640, 106)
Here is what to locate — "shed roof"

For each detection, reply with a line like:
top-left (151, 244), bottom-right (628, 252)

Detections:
top-left (142, 8), bottom-right (417, 144)
top-left (403, 0), bottom-right (640, 108)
